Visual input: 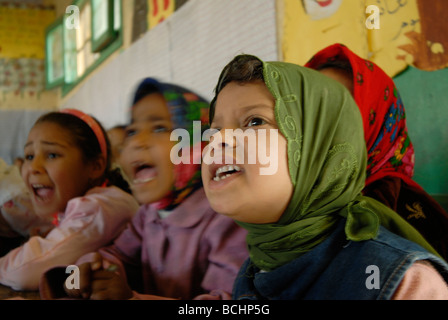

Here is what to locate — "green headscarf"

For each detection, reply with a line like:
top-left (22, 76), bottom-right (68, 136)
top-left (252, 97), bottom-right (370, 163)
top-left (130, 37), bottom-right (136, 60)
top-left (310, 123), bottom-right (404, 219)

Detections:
top-left (235, 59), bottom-right (439, 271)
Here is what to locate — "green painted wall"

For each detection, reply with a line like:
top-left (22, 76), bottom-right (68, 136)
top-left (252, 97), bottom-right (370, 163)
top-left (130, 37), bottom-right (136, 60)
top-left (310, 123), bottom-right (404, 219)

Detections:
top-left (393, 66), bottom-right (448, 211)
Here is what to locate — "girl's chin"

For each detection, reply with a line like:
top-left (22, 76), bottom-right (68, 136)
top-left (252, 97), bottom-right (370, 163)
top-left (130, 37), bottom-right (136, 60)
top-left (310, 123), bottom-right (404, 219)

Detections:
top-left (210, 202), bottom-right (277, 224)
top-left (210, 202), bottom-right (240, 219)
top-left (31, 200), bottom-right (59, 217)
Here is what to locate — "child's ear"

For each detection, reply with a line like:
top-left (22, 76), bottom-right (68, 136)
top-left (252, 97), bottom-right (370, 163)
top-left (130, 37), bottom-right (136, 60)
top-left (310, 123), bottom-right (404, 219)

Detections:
top-left (89, 156), bottom-right (107, 181)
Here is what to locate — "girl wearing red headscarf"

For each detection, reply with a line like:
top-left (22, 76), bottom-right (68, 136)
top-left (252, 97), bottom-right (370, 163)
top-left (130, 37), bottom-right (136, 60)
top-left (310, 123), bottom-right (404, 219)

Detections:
top-left (306, 43), bottom-right (448, 261)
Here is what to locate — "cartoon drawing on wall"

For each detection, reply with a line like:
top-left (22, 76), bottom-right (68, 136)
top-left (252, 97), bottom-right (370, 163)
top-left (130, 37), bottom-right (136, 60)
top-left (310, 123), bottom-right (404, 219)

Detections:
top-left (397, 0), bottom-right (448, 71)
top-left (148, 0), bottom-right (175, 30)
top-left (283, 0), bottom-right (448, 78)
top-left (301, 0), bottom-right (343, 20)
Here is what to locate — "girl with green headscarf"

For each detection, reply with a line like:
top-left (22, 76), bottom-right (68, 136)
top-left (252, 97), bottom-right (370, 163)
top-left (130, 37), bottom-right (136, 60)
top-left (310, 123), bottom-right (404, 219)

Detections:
top-left (201, 54), bottom-right (448, 300)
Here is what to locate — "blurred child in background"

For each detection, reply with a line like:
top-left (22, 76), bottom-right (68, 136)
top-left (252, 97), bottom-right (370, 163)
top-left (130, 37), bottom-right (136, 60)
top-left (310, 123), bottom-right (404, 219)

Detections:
top-left (106, 125), bottom-right (127, 167)
top-left (1, 157), bottom-right (51, 256)
top-left (40, 78), bottom-right (248, 300)
top-left (305, 43), bottom-right (448, 260)
top-left (0, 109), bottom-right (138, 291)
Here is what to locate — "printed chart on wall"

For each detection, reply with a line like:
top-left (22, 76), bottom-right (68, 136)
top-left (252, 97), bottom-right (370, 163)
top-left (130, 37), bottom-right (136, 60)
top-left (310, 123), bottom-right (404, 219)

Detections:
top-left (281, 0), bottom-right (448, 77)
top-left (0, 5), bottom-right (54, 59)
top-left (0, 5), bottom-right (55, 104)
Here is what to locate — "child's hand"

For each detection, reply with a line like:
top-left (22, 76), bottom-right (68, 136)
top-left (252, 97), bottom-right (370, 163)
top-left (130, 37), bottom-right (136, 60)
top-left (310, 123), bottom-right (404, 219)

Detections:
top-left (29, 226), bottom-right (53, 238)
top-left (63, 252), bottom-right (133, 300)
top-left (87, 267), bottom-right (133, 300)
top-left (64, 252), bottom-right (103, 299)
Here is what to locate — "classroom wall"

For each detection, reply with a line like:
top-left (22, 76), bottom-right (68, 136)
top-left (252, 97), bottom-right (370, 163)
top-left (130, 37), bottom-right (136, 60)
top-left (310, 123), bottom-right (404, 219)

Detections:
top-left (60, 0), bottom-right (279, 129)
top-left (394, 66), bottom-right (448, 209)
top-left (0, 1), bottom-right (59, 111)
top-left (1, 0), bottom-right (446, 210)
top-left (0, 1), bottom-right (59, 164)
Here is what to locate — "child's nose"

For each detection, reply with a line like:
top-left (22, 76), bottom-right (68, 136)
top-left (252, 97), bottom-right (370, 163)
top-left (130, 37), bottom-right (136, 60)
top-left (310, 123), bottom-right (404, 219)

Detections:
top-left (211, 129), bottom-right (236, 149)
top-left (129, 130), bottom-right (152, 150)
top-left (29, 156), bottom-right (45, 174)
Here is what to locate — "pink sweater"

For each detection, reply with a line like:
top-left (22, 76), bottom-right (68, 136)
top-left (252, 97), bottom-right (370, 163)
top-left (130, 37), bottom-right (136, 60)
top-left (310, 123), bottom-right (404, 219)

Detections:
top-left (81, 188), bottom-right (249, 300)
top-left (0, 186), bottom-right (139, 291)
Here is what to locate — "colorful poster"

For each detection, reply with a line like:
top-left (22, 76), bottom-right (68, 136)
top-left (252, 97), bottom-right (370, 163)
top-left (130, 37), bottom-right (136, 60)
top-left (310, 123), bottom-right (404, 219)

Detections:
top-left (282, 0), bottom-right (448, 77)
top-left (282, 0), bottom-right (368, 68)
top-left (0, 6), bottom-right (55, 59)
top-left (396, 0), bottom-right (448, 71)
top-left (147, 0), bottom-right (175, 30)
top-left (365, 0), bottom-right (421, 76)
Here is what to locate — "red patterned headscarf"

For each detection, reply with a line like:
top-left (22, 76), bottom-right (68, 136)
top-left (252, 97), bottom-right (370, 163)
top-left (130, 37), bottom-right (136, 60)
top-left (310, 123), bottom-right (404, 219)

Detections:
top-left (305, 43), bottom-right (421, 191)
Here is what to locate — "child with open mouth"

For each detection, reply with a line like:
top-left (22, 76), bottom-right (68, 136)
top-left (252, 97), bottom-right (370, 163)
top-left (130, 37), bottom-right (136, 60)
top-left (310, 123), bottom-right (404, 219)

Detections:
top-left (201, 54), bottom-right (448, 300)
top-left (41, 78), bottom-right (248, 300)
top-left (0, 109), bottom-right (139, 291)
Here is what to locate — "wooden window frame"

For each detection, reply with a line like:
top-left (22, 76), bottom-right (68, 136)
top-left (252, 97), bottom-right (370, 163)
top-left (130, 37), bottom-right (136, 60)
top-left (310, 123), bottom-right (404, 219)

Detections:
top-left (91, 0), bottom-right (118, 52)
top-left (45, 17), bottom-right (65, 89)
top-left (44, 0), bottom-right (123, 96)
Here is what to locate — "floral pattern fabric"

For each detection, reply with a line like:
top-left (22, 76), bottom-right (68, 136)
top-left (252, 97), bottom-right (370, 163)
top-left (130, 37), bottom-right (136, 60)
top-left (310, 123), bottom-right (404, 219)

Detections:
top-left (132, 78), bottom-right (210, 211)
top-left (305, 43), bottom-right (418, 189)
top-left (306, 44), bottom-right (448, 261)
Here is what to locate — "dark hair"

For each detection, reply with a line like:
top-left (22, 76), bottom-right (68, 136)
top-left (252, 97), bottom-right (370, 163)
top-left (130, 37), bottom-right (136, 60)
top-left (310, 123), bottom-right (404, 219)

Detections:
top-left (132, 81), bottom-right (160, 106)
top-left (35, 112), bottom-right (132, 194)
top-left (315, 59), bottom-right (353, 74)
top-left (210, 54), bottom-right (264, 122)
top-left (132, 77), bottom-right (206, 106)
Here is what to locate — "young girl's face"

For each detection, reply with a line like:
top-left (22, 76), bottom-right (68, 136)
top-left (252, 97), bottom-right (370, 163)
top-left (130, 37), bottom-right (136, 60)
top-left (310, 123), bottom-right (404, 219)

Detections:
top-left (22, 122), bottom-right (97, 217)
top-left (202, 81), bottom-right (293, 224)
top-left (120, 93), bottom-right (176, 204)
top-left (107, 127), bottom-right (126, 165)
top-left (319, 67), bottom-right (354, 95)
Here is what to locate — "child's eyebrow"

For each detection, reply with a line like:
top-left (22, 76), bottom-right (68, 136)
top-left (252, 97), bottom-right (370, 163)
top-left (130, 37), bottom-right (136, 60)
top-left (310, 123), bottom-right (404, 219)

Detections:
top-left (212, 103), bottom-right (274, 126)
top-left (241, 104), bottom-right (274, 113)
top-left (237, 104), bottom-right (275, 119)
top-left (147, 115), bottom-right (170, 121)
top-left (24, 141), bottom-right (69, 149)
top-left (131, 114), bottom-right (171, 124)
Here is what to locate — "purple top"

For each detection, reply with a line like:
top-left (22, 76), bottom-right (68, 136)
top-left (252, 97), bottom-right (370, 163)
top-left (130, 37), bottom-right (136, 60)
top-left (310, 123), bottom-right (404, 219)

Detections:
top-left (98, 188), bottom-right (248, 300)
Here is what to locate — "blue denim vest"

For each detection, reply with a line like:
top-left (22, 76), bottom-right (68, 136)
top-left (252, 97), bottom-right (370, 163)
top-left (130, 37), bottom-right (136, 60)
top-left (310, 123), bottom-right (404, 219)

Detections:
top-left (233, 219), bottom-right (448, 300)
